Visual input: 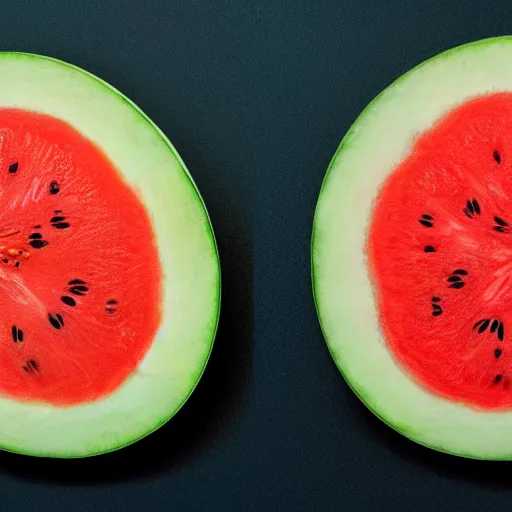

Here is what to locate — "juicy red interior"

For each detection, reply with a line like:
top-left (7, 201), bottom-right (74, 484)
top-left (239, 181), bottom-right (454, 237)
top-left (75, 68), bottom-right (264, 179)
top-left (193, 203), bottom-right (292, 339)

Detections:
top-left (367, 92), bottom-right (512, 410)
top-left (0, 108), bottom-right (162, 406)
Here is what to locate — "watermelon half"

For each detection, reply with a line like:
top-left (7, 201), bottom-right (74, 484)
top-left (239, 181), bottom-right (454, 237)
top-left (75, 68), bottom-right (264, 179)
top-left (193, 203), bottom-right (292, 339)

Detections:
top-left (0, 53), bottom-right (220, 458)
top-left (311, 37), bottom-right (512, 460)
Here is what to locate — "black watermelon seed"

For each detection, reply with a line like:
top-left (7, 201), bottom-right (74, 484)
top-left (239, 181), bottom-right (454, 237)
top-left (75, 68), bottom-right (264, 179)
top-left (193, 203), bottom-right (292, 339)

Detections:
top-left (494, 150), bottom-right (501, 164)
top-left (8, 162), bottom-right (18, 174)
top-left (49, 181), bottom-right (60, 194)
top-left (14, 261), bottom-right (19, 268)
top-left (68, 279), bottom-right (85, 285)
top-left (28, 233), bottom-right (42, 239)
top-left (17, 329), bottom-right (23, 342)
top-left (50, 216), bottom-right (65, 223)
top-left (478, 319), bottom-right (491, 333)
top-left (424, 245), bottom-right (435, 253)
top-left (60, 296), bottom-right (76, 307)
top-left (422, 214), bottom-right (433, 220)
top-left (498, 323), bottom-right (505, 341)
top-left (474, 319), bottom-right (485, 329)
top-left (495, 216), bottom-right (508, 226)
top-left (432, 297), bottom-right (441, 302)
top-left (491, 320), bottom-right (499, 333)
top-left (467, 200), bottom-right (474, 213)
top-left (494, 226), bottom-right (506, 233)
top-left (23, 361), bottom-right (39, 374)
top-left (495, 348), bottom-right (503, 359)
top-left (449, 282), bottom-right (464, 289)
top-left (56, 314), bottom-right (64, 326)
top-left (473, 199), bottom-right (481, 214)
top-left (494, 374), bottom-right (503, 385)
top-left (448, 276), bottom-right (462, 282)
top-left (419, 220), bottom-right (433, 227)
top-left (48, 314), bottom-right (61, 330)
top-left (453, 269), bottom-right (468, 275)
top-left (70, 285), bottom-right (88, 292)
top-left (432, 303), bottom-right (442, 316)
top-left (53, 222), bottom-right (70, 229)
top-left (33, 225), bottom-right (41, 229)
top-left (2, 259), bottom-right (7, 264)
top-left (11, 325), bottom-right (17, 342)
top-left (29, 239), bottom-right (48, 249)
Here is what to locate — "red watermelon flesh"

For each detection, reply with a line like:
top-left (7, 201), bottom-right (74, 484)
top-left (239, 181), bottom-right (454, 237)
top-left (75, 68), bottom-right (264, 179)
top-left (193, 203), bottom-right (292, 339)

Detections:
top-left (367, 92), bottom-right (512, 410)
top-left (0, 108), bottom-right (162, 406)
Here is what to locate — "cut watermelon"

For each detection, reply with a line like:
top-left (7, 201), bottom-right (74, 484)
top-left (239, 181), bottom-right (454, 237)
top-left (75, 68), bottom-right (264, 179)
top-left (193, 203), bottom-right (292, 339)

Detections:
top-left (0, 53), bottom-right (220, 458)
top-left (312, 37), bottom-right (512, 460)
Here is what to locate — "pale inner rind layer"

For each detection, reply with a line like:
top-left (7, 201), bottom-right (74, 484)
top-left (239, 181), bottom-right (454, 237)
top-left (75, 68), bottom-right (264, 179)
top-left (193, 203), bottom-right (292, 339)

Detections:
top-left (312, 37), bottom-right (512, 460)
top-left (0, 54), bottom-right (220, 457)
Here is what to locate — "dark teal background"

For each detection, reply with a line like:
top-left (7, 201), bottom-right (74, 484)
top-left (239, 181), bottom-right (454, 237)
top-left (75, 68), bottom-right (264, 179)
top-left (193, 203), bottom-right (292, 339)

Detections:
top-left (1, 0), bottom-right (512, 510)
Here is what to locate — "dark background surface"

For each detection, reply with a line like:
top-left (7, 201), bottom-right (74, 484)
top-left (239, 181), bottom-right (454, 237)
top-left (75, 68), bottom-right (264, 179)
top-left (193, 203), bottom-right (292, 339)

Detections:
top-left (1, 0), bottom-right (512, 510)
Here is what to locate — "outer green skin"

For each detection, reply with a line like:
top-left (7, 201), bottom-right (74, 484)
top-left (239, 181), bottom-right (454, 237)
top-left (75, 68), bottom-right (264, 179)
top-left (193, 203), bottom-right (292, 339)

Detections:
top-left (0, 53), bottom-right (221, 458)
top-left (311, 36), bottom-right (512, 460)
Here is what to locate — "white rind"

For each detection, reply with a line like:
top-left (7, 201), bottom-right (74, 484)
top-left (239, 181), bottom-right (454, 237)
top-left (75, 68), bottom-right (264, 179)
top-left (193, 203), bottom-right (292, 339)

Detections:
top-left (0, 53), bottom-right (220, 457)
top-left (312, 37), bottom-right (512, 459)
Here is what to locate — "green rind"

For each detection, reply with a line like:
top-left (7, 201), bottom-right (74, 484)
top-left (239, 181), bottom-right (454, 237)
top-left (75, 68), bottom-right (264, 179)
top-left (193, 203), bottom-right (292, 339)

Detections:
top-left (0, 53), bottom-right (221, 458)
top-left (312, 36), bottom-right (512, 460)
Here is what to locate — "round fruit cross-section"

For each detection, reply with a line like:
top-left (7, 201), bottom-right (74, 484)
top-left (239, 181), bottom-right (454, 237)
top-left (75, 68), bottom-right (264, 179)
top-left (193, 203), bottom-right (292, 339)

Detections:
top-left (312, 37), bottom-right (512, 460)
top-left (0, 53), bottom-right (220, 458)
